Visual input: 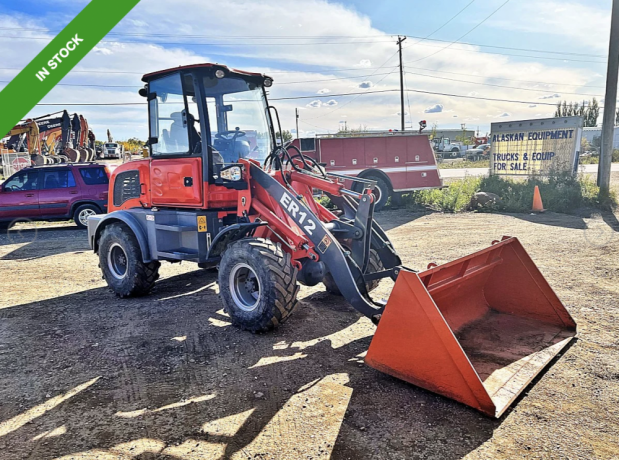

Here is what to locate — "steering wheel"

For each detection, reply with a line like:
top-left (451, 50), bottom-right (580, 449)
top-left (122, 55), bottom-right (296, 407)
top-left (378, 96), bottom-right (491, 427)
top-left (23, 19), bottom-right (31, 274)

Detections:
top-left (215, 130), bottom-right (246, 141)
top-left (10, 184), bottom-right (20, 191)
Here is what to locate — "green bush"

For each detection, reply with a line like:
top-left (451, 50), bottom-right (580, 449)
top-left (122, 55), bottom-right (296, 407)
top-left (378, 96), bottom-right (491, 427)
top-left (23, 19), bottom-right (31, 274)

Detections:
top-left (405, 177), bottom-right (482, 212)
top-left (403, 172), bottom-right (616, 214)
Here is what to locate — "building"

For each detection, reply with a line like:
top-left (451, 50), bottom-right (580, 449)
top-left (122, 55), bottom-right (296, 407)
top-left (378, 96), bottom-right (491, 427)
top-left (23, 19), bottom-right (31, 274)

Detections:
top-left (582, 126), bottom-right (619, 149)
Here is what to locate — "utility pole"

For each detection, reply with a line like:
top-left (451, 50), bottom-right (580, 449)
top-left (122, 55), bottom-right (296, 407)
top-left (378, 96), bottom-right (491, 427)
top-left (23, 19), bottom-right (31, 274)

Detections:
top-left (599, 0), bottom-right (619, 191)
top-left (295, 108), bottom-right (300, 142)
top-left (397, 35), bottom-right (407, 132)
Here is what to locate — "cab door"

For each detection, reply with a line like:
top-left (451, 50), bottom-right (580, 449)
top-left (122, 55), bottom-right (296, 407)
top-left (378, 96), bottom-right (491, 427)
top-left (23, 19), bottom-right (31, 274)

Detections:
top-left (0, 170), bottom-right (40, 221)
top-left (148, 72), bottom-right (203, 207)
top-left (38, 168), bottom-right (78, 218)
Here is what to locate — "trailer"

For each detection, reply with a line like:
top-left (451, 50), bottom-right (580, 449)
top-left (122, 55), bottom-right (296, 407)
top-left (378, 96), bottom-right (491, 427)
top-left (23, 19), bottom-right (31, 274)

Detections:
top-left (289, 132), bottom-right (442, 210)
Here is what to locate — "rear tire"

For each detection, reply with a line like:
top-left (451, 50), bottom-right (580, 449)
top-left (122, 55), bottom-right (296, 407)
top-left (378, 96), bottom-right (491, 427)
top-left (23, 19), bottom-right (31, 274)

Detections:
top-left (99, 223), bottom-right (160, 297)
top-left (324, 248), bottom-right (383, 295)
top-left (219, 238), bottom-right (299, 333)
top-left (74, 204), bottom-right (99, 229)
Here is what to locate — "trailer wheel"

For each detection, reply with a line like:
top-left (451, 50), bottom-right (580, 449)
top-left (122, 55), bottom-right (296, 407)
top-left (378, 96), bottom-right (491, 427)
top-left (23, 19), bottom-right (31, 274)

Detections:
top-left (74, 204), bottom-right (99, 229)
top-left (219, 238), bottom-right (299, 333)
top-left (355, 175), bottom-right (391, 211)
top-left (324, 249), bottom-right (383, 296)
top-left (99, 223), bottom-right (160, 297)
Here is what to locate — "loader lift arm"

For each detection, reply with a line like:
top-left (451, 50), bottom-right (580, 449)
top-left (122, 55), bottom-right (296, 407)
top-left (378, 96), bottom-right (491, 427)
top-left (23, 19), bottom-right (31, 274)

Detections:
top-left (249, 162), bottom-right (405, 322)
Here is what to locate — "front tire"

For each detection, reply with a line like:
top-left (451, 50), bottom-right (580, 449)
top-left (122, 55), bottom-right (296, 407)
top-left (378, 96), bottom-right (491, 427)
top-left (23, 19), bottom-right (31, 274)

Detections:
top-left (74, 204), bottom-right (100, 229)
top-left (99, 223), bottom-right (160, 297)
top-left (219, 238), bottom-right (299, 333)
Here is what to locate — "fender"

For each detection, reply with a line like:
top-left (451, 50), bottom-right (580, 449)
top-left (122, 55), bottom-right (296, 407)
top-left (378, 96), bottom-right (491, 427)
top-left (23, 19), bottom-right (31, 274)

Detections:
top-left (90, 210), bottom-right (152, 262)
top-left (206, 222), bottom-right (267, 259)
top-left (356, 168), bottom-right (392, 189)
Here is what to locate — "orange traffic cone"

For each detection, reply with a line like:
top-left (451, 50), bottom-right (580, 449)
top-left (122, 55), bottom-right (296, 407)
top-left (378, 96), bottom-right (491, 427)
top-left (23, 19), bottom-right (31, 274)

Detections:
top-left (532, 185), bottom-right (545, 212)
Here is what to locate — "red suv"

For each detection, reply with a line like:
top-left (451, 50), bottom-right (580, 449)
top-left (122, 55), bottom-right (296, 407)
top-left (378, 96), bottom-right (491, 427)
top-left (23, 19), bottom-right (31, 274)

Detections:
top-left (0, 163), bottom-right (109, 229)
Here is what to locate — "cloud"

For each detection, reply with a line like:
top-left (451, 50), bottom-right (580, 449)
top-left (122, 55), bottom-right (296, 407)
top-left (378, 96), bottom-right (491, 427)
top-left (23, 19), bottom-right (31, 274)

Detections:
top-left (317, 88), bottom-right (330, 94)
top-left (324, 99), bottom-right (338, 106)
top-left (358, 59), bottom-right (372, 68)
top-left (467, 91), bottom-right (479, 97)
top-left (453, 115), bottom-right (458, 117)
top-left (529, 104), bottom-right (537, 108)
top-left (307, 100), bottom-right (322, 108)
top-left (539, 93), bottom-right (561, 99)
top-left (424, 104), bottom-right (444, 114)
top-left (358, 81), bottom-right (374, 89)
top-left (499, 112), bottom-right (510, 117)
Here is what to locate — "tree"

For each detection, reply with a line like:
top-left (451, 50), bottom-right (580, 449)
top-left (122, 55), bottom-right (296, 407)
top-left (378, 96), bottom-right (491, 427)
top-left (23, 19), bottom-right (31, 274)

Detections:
top-left (554, 98), bottom-right (599, 127)
top-left (276, 130), bottom-right (293, 144)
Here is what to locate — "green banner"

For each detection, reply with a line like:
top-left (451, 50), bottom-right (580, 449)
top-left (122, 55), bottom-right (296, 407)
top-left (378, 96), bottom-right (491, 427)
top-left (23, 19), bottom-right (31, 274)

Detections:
top-left (0, 0), bottom-right (140, 137)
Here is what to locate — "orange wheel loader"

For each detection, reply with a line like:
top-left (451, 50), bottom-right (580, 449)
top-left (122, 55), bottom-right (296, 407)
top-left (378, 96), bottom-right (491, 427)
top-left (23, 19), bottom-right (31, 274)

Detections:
top-left (88, 63), bottom-right (576, 418)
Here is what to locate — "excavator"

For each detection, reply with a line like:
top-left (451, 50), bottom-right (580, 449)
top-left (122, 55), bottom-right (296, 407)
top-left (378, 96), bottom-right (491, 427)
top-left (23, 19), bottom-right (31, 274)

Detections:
top-left (4, 119), bottom-right (41, 155)
top-left (87, 63), bottom-right (576, 418)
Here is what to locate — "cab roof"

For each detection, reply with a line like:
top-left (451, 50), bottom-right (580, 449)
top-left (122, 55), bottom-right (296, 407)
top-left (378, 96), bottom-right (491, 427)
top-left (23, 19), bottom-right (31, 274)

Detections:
top-left (142, 63), bottom-right (272, 83)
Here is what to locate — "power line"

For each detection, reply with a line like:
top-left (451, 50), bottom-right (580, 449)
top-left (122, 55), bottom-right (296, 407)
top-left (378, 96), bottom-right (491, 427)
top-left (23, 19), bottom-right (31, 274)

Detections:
top-left (0, 31), bottom-right (607, 60)
top-left (405, 41), bottom-right (606, 64)
top-left (409, 0), bottom-right (476, 44)
top-left (31, 87), bottom-right (568, 107)
top-left (2, 26), bottom-right (605, 58)
top-left (407, 0), bottom-right (512, 64)
top-left (403, 65), bottom-right (606, 89)
top-left (405, 71), bottom-right (603, 98)
top-left (0, 35), bottom-right (397, 46)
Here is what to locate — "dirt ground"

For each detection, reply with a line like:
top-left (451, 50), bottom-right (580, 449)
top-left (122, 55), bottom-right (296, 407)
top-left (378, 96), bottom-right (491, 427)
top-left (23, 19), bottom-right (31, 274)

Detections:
top-left (0, 203), bottom-right (618, 459)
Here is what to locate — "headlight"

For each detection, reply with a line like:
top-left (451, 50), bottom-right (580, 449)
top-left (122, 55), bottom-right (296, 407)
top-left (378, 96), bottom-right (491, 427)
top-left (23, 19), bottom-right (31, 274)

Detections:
top-left (221, 166), bottom-right (242, 181)
top-left (263, 77), bottom-right (273, 87)
top-left (215, 69), bottom-right (226, 79)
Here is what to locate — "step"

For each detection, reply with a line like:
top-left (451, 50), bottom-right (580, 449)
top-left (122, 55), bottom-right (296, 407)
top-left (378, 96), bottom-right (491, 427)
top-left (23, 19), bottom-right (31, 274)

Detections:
top-left (155, 224), bottom-right (198, 232)
top-left (157, 250), bottom-right (198, 261)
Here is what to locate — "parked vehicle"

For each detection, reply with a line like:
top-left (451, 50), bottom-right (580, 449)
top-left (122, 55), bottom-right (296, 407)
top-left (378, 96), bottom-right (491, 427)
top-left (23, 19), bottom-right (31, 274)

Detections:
top-left (0, 163), bottom-right (109, 229)
top-left (103, 143), bottom-right (124, 159)
top-left (289, 132), bottom-right (443, 210)
top-left (465, 143), bottom-right (491, 161)
top-left (432, 137), bottom-right (462, 158)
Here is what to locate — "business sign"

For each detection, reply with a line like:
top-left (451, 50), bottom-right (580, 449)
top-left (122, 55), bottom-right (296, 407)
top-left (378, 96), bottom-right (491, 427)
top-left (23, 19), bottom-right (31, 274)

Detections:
top-left (490, 116), bottom-right (583, 176)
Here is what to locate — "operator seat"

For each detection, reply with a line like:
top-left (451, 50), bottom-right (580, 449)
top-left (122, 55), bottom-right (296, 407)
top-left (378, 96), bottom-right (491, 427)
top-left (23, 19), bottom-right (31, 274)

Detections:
top-left (168, 112), bottom-right (189, 152)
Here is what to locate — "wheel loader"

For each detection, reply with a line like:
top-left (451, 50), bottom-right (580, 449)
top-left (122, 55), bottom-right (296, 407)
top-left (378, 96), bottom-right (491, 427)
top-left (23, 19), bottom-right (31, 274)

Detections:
top-left (88, 63), bottom-right (576, 418)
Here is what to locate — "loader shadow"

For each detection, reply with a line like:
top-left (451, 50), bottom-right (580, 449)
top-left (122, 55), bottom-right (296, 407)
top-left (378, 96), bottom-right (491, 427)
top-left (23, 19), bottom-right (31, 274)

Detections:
top-left (0, 270), bottom-right (499, 460)
top-left (0, 227), bottom-right (88, 260)
top-left (374, 208), bottom-right (430, 232)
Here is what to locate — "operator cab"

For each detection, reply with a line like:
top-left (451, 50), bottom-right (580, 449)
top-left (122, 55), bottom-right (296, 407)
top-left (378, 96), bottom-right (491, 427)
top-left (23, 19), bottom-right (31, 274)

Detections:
top-left (141, 63), bottom-right (276, 186)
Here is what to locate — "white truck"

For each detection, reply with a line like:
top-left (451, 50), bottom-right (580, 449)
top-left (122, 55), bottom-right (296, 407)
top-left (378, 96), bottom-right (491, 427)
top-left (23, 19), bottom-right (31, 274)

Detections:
top-left (102, 142), bottom-right (124, 159)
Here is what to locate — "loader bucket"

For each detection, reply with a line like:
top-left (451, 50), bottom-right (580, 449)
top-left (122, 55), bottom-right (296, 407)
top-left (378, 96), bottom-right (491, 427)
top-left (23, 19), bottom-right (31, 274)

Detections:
top-left (365, 237), bottom-right (576, 418)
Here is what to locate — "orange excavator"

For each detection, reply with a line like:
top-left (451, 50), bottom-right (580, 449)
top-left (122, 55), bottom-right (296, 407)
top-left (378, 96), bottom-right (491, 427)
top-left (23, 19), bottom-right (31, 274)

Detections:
top-left (88, 63), bottom-right (576, 418)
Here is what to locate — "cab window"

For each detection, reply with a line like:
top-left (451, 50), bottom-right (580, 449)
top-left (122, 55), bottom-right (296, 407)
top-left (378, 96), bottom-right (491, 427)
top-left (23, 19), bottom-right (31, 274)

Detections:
top-left (149, 73), bottom-right (190, 155)
top-left (3, 171), bottom-right (38, 191)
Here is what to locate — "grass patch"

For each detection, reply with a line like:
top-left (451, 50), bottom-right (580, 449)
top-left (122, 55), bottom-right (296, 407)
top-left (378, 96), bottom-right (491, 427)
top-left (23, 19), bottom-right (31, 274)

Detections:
top-left (438, 159), bottom-right (489, 169)
top-left (406, 176), bottom-right (482, 212)
top-left (404, 172), bottom-right (617, 214)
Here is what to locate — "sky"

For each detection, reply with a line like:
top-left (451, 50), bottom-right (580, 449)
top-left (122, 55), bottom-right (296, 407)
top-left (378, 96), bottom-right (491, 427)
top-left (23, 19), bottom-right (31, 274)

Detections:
top-left (0, 0), bottom-right (613, 141)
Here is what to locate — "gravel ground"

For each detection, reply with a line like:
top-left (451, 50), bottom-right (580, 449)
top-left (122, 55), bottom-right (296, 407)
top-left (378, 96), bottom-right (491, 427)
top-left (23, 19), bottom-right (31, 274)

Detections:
top-left (0, 201), bottom-right (618, 459)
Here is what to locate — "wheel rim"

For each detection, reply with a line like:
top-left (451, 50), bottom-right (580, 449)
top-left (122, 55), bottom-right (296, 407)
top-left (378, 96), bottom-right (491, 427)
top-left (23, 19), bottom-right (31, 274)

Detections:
top-left (78, 208), bottom-right (96, 226)
top-left (229, 263), bottom-right (261, 311)
top-left (108, 243), bottom-right (128, 279)
top-left (372, 185), bottom-right (382, 204)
